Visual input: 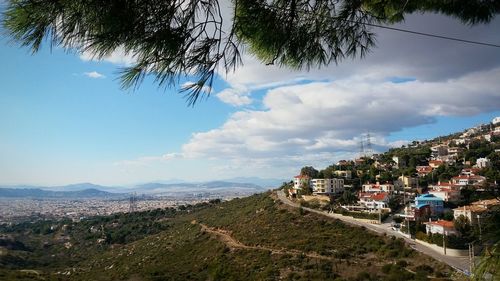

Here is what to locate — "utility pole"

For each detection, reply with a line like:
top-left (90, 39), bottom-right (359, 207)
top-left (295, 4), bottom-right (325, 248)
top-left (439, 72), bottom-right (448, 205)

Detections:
top-left (477, 214), bottom-right (482, 241)
top-left (407, 219), bottom-right (411, 238)
top-left (468, 242), bottom-right (475, 276)
top-left (129, 192), bottom-right (137, 213)
top-left (378, 206), bottom-right (382, 224)
top-left (442, 230), bottom-right (447, 255)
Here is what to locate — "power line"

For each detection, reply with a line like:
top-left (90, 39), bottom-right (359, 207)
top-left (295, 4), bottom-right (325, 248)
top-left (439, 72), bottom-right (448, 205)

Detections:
top-left (349, 20), bottom-right (500, 48)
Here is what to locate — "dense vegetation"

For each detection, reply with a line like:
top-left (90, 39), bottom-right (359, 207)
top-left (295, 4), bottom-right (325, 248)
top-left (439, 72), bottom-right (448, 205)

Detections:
top-left (0, 192), bottom-right (454, 280)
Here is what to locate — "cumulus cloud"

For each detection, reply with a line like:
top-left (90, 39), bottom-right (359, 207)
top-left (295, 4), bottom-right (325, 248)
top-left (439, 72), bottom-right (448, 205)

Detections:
top-left (114, 12), bottom-right (500, 179)
top-left (80, 46), bottom-right (137, 66)
top-left (181, 68), bottom-right (500, 163)
top-left (84, 71), bottom-right (105, 79)
top-left (221, 14), bottom-right (500, 90)
top-left (216, 88), bottom-right (252, 106)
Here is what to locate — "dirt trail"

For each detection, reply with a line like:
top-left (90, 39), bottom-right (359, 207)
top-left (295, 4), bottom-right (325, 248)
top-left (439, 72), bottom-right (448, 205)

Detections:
top-left (196, 222), bottom-right (332, 261)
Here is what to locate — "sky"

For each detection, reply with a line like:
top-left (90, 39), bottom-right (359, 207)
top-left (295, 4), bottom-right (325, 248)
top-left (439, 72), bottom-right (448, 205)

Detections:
top-left (1, 8), bottom-right (500, 186)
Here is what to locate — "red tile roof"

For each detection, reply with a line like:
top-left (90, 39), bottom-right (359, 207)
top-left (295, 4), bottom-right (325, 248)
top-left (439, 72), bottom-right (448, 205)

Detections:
top-left (426, 220), bottom-right (454, 228)
top-left (370, 193), bottom-right (388, 201)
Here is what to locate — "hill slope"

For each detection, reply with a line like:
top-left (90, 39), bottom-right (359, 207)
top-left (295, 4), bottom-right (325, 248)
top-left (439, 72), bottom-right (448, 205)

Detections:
top-left (0, 192), bottom-right (455, 281)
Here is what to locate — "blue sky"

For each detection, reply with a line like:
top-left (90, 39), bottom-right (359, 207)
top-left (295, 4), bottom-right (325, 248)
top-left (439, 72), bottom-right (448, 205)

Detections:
top-left (1, 12), bottom-right (500, 186)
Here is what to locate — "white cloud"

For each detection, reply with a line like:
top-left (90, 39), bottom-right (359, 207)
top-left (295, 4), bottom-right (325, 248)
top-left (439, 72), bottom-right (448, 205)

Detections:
top-left (104, 13), bottom-right (500, 180)
top-left (216, 88), bottom-right (252, 106)
top-left (83, 71), bottom-right (105, 79)
top-left (80, 46), bottom-right (137, 66)
top-left (181, 81), bottom-right (212, 94)
top-left (219, 14), bottom-right (500, 91)
top-left (180, 68), bottom-right (500, 166)
top-left (114, 153), bottom-right (183, 167)
top-left (110, 66), bottom-right (500, 180)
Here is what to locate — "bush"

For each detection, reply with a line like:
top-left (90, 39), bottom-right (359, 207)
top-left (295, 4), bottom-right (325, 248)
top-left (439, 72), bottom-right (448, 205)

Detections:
top-left (431, 233), bottom-right (444, 247)
top-left (308, 199), bottom-right (321, 210)
top-left (393, 216), bottom-right (403, 224)
top-left (415, 264), bottom-right (434, 274)
top-left (396, 260), bottom-right (408, 268)
top-left (382, 263), bottom-right (393, 274)
top-left (416, 231), bottom-right (428, 242)
top-left (356, 271), bottom-right (374, 281)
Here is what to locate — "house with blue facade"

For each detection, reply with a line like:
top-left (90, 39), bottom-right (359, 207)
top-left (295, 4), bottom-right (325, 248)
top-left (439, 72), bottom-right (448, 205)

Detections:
top-left (415, 194), bottom-right (444, 216)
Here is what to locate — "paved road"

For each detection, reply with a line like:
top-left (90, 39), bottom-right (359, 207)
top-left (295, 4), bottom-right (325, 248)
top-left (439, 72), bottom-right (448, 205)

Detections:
top-left (276, 190), bottom-right (471, 273)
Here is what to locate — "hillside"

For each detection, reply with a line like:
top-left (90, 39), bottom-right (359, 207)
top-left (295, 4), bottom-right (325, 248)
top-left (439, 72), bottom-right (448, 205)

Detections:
top-left (0, 192), bottom-right (455, 281)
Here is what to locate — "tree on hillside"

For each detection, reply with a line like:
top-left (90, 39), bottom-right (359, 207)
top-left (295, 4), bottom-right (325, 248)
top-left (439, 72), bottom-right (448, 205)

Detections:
top-left (300, 166), bottom-right (319, 178)
top-left (454, 215), bottom-right (472, 238)
top-left (3, 0), bottom-right (499, 104)
top-left (473, 206), bottom-right (500, 280)
top-left (340, 189), bottom-right (357, 205)
top-left (300, 181), bottom-right (312, 196)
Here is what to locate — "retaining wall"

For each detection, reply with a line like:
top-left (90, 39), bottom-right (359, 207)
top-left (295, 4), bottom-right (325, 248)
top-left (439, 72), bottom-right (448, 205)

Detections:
top-left (415, 239), bottom-right (469, 257)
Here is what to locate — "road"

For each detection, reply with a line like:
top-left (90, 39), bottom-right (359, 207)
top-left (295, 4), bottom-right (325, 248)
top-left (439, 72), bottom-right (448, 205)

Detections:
top-left (276, 190), bottom-right (471, 274)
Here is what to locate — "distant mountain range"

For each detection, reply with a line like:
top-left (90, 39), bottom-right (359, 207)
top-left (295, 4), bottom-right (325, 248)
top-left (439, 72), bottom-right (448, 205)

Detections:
top-left (0, 179), bottom-right (279, 199)
top-left (222, 177), bottom-right (286, 188)
top-left (0, 187), bottom-right (125, 199)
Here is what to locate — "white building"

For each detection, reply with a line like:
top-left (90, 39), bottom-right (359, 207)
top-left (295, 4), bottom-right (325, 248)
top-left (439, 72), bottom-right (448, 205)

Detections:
top-left (492, 116), bottom-right (500, 125)
top-left (358, 192), bottom-right (390, 211)
top-left (451, 175), bottom-right (486, 187)
top-left (392, 156), bottom-right (406, 169)
top-left (428, 188), bottom-right (460, 203)
top-left (292, 175), bottom-right (310, 194)
top-left (333, 170), bottom-right (352, 179)
top-left (475, 157), bottom-right (491, 168)
top-left (310, 178), bottom-right (344, 195)
top-left (447, 147), bottom-right (463, 157)
top-left (431, 145), bottom-right (448, 159)
top-left (424, 220), bottom-right (458, 236)
top-left (362, 182), bottom-right (395, 193)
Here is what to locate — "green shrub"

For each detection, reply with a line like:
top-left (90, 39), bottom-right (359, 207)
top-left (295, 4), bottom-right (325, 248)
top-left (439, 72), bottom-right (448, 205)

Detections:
top-left (382, 263), bottom-right (393, 273)
top-left (396, 260), bottom-right (408, 268)
top-left (415, 264), bottom-right (434, 274)
top-left (416, 231), bottom-right (428, 241)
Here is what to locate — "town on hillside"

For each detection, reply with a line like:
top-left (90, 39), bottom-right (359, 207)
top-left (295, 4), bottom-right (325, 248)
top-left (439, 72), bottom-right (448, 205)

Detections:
top-left (282, 117), bottom-right (500, 262)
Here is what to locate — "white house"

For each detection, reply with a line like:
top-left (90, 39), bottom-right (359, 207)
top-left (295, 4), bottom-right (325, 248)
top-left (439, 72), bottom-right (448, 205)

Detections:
top-left (428, 188), bottom-right (460, 203)
top-left (447, 147), bottom-right (463, 157)
top-left (333, 170), bottom-right (352, 179)
top-left (392, 156), bottom-right (406, 169)
top-left (431, 145), bottom-right (448, 159)
top-left (310, 178), bottom-right (344, 195)
top-left (492, 116), bottom-right (500, 125)
top-left (475, 158), bottom-right (491, 168)
top-left (358, 192), bottom-right (390, 211)
top-left (461, 168), bottom-right (480, 176)
top-left (362, 182), bottom-right (395, 193)
top-left (451, 175), bottom-right (486, 187)
top-left (292, 175), bottom-right (310, 194)
top-left (424, 220), bottom-right (458, 236)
